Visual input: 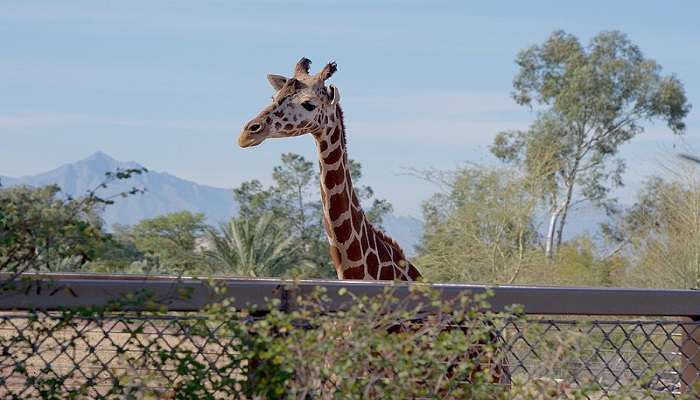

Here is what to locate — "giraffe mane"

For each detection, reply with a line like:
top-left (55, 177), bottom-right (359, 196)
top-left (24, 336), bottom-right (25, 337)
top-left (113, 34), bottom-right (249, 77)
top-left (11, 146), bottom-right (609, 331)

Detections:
top-left (335, 104), bottom-right (348, 149)
top-left (335, 104), bottom-right (409, 264)
top-left (372, 224), bottom-right (409, 261)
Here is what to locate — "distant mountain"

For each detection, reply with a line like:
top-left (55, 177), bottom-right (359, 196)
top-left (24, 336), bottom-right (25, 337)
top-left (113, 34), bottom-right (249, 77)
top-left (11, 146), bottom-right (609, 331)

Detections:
top-left (0, 152), bottom-right (424, 254)
top-left (3, 151), bottom-right (610, 257)
top-left (1, 152), bottom-right (238, 227)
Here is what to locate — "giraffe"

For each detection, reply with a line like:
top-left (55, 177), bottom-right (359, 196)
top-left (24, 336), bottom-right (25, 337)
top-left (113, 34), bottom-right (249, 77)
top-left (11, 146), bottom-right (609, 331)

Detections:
top-left (238, 58), bottom-right (421, 282)
top-left (237, 58), bottom-right (510, 388)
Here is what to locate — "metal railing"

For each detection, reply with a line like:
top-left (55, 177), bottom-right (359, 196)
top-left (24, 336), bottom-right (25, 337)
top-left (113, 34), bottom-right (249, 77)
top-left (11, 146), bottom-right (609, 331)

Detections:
top-left (1, 273), bottom-right (699, 398)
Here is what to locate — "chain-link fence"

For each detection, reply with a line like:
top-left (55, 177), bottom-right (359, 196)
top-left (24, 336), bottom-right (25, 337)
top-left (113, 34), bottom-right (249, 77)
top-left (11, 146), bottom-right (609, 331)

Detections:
top-left (1, 274), bottom-right (699, 399)
top-left (505, 318), bottom-right (700, 398)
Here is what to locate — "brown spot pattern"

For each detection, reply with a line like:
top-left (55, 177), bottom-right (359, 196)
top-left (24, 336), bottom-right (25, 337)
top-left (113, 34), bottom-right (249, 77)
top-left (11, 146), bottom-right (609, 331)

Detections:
top-left (328, 192), bottom-right (349, 220)
top-left (351, 192), bottom-right (360, 207)
top-left (346, 239), bottom-right (363, 261)
top-left (367, 227), bottom-right (377, 249)
top-left (351, 206), bottom-right (363, 232)
top-left (366, 253), bottom-right (380, 277)
top-left (391, 247), bottom-right (402, 264)
top-left (323, 167), bottom-right (344, 189)
top-left (343, 265), bottom-right (364, 279)
top-left (324, 146), bottom-right (342, 165)
top-left (333, 218), bottom-right (352, 244)
top-left (379, 266), bottom-right (395, 280)
top-left (407, 265), bottom-right (421, 280)
top-left (346, 239), bottom-right (362, 261)
top-left (330, 127), bottom-right (340, 143)
top-left (377, 241), bottom-right (390, 262)
top-left (360, 223), bottom-right (369, 250)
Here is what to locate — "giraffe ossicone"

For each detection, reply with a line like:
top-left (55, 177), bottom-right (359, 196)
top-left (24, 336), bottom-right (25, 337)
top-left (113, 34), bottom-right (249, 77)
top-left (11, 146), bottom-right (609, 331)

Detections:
top-left (239, 58), bottom-right (422, 281)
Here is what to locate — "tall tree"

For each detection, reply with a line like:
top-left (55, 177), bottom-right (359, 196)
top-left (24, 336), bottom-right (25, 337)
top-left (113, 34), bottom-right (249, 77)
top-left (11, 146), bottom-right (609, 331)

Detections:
top-left (204, 213), bottom-right (308, 277)
top-left (606, 173), bottom-right (700, 289)
top-left (271, 153), bottom-right (318, 240)
top-left (491, 30), bottom-right (691, 259)
top-left (233, 153), bottom-right (393, 277)
top-left (128, 211), bottom-right (207, 271)
top-left (0, 167), bottom-right (146, 283)
top-left (416, 166), bottom-right (541, 284)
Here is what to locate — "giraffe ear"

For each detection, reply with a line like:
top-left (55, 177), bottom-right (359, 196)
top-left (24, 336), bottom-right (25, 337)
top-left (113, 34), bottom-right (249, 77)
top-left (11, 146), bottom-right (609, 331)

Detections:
top-left (267, 74), bottom-right (288, 91)
top-left (329, 84), bottom-right (341, 105)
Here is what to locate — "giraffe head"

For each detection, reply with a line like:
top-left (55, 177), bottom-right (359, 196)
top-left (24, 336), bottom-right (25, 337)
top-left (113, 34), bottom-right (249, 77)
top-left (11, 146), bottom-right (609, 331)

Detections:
top-left (238, 58), bottom-right (341, 148)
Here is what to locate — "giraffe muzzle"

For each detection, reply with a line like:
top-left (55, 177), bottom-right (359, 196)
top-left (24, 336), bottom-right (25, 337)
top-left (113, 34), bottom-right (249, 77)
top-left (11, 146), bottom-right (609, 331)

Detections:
top-left (238, 120), bottom-right (267, 148)
top-left (238, 132), bottom-right (264, 148)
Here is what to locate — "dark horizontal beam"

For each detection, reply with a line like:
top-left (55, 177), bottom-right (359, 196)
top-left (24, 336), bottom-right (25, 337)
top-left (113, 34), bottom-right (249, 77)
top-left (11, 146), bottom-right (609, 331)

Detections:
top-left (1, 273), bottom-right (699, 317)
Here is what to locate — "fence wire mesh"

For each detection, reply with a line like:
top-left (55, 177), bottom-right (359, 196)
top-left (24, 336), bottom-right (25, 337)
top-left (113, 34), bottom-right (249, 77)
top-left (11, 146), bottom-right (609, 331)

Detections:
top-left (1, 311), bottom-right (698, 399)
top-left (503, 318), bottom-right (700, 398)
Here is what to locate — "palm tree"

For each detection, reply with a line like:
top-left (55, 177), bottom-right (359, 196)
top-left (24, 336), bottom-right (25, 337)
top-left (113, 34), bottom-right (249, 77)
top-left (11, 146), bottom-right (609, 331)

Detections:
top-left (204, 213), bottom-right (306, 277)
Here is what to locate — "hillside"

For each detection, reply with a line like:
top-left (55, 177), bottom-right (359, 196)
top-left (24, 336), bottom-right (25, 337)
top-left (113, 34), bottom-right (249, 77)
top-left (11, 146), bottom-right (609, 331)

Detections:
top-left (1, 152), bottom-right (238, 227)
top-left (1, 152), bottom-right (425, 255)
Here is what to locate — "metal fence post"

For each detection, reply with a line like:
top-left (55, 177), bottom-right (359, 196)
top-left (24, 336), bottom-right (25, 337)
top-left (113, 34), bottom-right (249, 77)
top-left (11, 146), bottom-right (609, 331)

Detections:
top-left (682, 317), bottom-right (700, 396)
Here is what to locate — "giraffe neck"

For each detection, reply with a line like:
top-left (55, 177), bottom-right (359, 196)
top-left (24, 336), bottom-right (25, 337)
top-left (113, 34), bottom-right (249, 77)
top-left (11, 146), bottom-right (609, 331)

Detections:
top-left (314, 105), bottom-right (421, 281)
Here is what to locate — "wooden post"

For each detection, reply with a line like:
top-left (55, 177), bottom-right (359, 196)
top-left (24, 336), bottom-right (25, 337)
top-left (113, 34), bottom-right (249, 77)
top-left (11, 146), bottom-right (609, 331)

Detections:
top-left (682, 317), bottom-right (700, 396)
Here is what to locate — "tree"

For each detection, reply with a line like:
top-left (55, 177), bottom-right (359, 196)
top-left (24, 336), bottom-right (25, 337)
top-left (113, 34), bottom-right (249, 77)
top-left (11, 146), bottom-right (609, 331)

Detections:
top-left (491, 30), bottom-right (691, 259)
top-left (0, 185), bottom-right (105, 274)
top-left (607, 173), bottom-right (700, 289)
top-left (415, 166), bottom-right (541, 284)
top-left (0, 167), bottom-right (146, 284)
top-left (271, 153), bottom-right (318, 240)
top-left (204, 213), bottom-right (309, 277)
top-left (347, 159), bottom-right (394, 228)
top-left (233, 153), bottom-right (393, 277)
top-left (127, 211), bottom-right (207, 272)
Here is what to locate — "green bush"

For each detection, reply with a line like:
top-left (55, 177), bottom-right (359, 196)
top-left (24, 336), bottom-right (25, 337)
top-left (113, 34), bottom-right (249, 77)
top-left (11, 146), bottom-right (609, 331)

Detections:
top-left (1, 283), bottom-right (690, 399)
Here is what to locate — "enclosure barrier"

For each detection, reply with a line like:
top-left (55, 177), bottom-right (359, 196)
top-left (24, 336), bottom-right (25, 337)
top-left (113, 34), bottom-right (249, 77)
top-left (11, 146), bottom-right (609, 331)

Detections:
top-left (1, 273), bottom-right (699, 398)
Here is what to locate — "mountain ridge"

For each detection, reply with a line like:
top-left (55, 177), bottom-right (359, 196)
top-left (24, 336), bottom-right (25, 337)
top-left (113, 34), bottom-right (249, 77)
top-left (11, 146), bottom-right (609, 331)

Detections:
top-left (1, 151), bottom-right (238, 228)
top-left (2, 151), bottom-right (609, 257)
top-left (1, 152), bottom-right (424, 255)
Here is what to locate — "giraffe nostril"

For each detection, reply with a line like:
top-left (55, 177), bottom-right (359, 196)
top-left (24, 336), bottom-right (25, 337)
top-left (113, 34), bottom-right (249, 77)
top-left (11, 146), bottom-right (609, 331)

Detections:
top-left (248, 123), bottom-right (263, 133)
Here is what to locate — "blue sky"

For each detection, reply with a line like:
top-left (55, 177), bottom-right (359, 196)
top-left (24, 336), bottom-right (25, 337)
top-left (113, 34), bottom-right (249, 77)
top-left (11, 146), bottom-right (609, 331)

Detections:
top-left (1, 1), bottom-right (699, 217)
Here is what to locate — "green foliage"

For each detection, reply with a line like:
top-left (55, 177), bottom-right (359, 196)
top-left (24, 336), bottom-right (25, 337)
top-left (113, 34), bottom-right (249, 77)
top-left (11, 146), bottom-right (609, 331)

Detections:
top-left (241, 286), bottom-right (512, 399)
top-left (415, 163), bottom-right (629, 287)
top-left (606, 171), bottom-right (700, 289)
top-left (203, 213), bottom-right (312, 277)
top-left (45, 285), bottom-right (520, 399)
top-left (0, 167), bottom-right (146, 280)
top-left (233, 152), bottom-right (393, 278)
top-left (416, 166), bottom-right (542, 284)
top-left (125, 211), bottom-right (207, 272)
top-left (0, 185), bottom-right (105, 273)
top-left (3, 283), bottom-right (679, 399)
top-left (542, 236), bottom-right (624, 287)
top-left (492, 30), bottom-right (691, 258)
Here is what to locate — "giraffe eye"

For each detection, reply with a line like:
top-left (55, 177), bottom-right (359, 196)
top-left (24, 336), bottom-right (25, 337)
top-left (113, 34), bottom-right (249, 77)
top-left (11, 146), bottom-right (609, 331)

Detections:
top-left (301, 101), bottom-right (317, 111)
